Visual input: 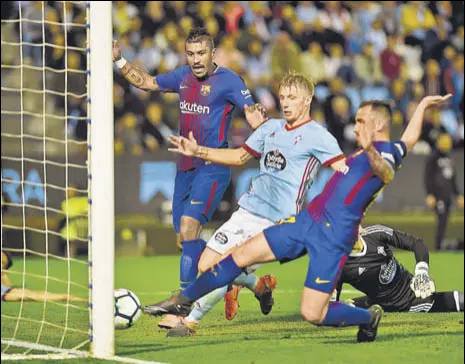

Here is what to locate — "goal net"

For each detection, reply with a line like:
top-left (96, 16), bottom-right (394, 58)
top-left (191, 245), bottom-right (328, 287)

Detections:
top-left (1, 1), bottom-right (114, 360)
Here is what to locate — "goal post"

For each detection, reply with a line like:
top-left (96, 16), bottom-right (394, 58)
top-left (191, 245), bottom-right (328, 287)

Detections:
top-left (89, 1), bottom-right (115, 358)
top-left (1, 1), bottom-right (115, 360)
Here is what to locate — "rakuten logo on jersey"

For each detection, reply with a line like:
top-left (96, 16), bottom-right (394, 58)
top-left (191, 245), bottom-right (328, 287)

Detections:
top-left (179, 101), bottom-right (210, 115)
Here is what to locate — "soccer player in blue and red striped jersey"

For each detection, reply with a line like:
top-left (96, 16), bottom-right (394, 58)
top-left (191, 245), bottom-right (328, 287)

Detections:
top-left (142, 94), bottom-right (452, 343)
top-left (113, 28), bottom-right (267, 315)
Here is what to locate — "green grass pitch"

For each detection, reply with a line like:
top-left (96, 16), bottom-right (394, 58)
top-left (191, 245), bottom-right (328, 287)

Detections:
top-left (1, 252), bottom-right (464, 364)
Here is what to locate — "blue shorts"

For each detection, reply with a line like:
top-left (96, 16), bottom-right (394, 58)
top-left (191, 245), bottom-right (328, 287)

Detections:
top-left (263, 210), bottom-right (348, 294)
top-left (172, 164), bottom-right (231, 233)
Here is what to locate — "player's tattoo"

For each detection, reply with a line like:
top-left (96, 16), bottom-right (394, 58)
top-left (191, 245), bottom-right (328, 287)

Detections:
top-left (197, 146), bottom-right (208, 159)
top-left (365, 145), bottom-right (395, 184)
top-left (239, 149), bottom-right (252, 164)
top-left (120, 63), bottom-right (157, 91)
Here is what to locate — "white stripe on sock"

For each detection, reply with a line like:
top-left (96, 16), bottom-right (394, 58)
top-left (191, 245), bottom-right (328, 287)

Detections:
top-left (453, 291), bottom-right (460, 312)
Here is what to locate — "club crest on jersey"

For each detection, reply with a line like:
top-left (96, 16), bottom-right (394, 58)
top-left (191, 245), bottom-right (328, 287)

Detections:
top-left (200, 84), bottom-right (211, 96)
top-left (264, 149), bottom-right (287, 171)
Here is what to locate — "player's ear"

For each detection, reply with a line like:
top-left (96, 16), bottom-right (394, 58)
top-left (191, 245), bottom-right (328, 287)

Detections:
top-left (305, 96), bottom-right (312, 106)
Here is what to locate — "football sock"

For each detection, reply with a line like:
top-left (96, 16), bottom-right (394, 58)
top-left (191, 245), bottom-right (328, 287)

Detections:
top-left (180, 239), bottom-right (206, 292)
top-left (187, 286), bottom-right (229, 323)
top-left (430, 291), bottom-right (464, 312)
top-left (182, 255), bottom-right (243, 302)
top-left (321, 302), bottom-right (372, 327)
top-left (234, 272), bottom-right (258, 291)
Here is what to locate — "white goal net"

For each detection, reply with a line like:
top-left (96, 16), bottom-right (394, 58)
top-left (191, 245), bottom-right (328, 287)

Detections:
top-left (1, 1), bottom-right (114, 360)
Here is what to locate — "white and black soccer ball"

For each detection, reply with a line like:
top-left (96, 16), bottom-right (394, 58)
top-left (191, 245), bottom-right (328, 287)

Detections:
top-left (114, 288), bottom-right (141, 330)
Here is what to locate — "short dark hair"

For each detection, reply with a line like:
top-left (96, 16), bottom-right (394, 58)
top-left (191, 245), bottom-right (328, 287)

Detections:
top-left (359, 100), bottom-right (394, 122)
top-left (186, 27), bottom-right (214, 49)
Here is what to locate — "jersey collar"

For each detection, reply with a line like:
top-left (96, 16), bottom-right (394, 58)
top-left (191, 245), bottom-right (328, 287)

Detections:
top-left (350, 235), bottom-right (367, 257)
top-left (285, 118), bottom-right (312, 131)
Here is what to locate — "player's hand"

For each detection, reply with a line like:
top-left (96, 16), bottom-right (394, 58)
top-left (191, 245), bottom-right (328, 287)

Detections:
top-left (457, 195), bottom-right (464, 209)
top-left (426, 194), bottom-right (436, 208)
top-left (168, 131), bottom-right (198, 156)
top-left (113, 39), bottom-right (122, 62)
top-left (419, 94), bottom-right (453, 109)
top-left (245, 103), bottom-right (268, 130)
top-left (410, 262), bottom-right (436, 299)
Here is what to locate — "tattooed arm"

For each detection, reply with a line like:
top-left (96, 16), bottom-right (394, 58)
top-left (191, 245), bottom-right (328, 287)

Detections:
top-left (365, 144), bottom-right (395, 184)
top-left (168, 132), bottom-right (254, 166)
top-left (113, 40), bottom-right (159, 91)
top-left (119, 62), bottom-right (160, 91)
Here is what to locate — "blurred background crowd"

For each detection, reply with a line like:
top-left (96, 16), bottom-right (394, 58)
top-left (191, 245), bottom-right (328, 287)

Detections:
top-left (1, 1), bottom-right (464, 156)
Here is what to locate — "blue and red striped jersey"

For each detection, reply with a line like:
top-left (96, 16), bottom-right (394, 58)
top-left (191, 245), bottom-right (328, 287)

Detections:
top-left (308, 140), bottom-right (407, 247)
top-left (156, 65), bottom-right (255, 171)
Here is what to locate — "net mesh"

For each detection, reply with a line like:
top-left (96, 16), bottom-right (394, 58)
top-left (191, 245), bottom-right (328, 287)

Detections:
top-left (1, 1), bottom-right (91, 358)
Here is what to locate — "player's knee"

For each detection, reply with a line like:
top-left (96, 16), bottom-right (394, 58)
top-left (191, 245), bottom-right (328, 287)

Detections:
top-left (179, 216), bottom-right (201, 241)
top-left (300, 308), bottom-right (325, 325)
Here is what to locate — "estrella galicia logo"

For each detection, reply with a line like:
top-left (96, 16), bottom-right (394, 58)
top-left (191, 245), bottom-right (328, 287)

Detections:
top-left (379, 259), bottom-right (397, 285)
top-left (215, 232), bottom-right (229, 245)
top-left (264, 150), bottom-right (287, 171)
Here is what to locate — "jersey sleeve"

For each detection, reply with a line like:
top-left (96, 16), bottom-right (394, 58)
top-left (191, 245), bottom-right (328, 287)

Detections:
top-left (312, 129), bottom-right (345, 167)
top-left (155, 66), bottom-right (189, 93)
top-left (388, 140), bottom-right (407, 168)
top-left (372, 224), bottom-right (430, 264)
top-left (225, 74), bottom-right (255, 109)
top-left (242, 121), bottom-right (273, 158)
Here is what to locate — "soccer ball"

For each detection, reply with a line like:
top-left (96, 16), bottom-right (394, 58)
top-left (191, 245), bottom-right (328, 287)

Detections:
top-left (114, 288), bottom-right (141, 330)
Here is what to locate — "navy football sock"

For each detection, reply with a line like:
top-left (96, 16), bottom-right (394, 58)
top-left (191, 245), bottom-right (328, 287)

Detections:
top-left (321, 302), bottom-right (372, 327)
top-left (180, 239), bottom-right (206, 292)
top-left (182, 255), bottom-right (243, 301)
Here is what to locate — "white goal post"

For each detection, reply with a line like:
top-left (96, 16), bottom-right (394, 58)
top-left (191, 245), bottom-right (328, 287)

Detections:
top-left (1, 1), bottom-right (115, 360)
top-left (89, 0), bottom-right (115, 359)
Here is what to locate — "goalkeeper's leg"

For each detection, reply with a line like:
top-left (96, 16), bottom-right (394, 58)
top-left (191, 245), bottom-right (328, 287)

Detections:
top-left (428, 291), bottom-right (464, 312)
top-left (4, 288), bottom-right (86, 302)
top-left (346, 295), bottom-right (373, 309)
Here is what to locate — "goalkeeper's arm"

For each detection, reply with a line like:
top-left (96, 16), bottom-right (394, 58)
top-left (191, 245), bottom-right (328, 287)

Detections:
top-left (113, 40), bottom-right (160, 92)
top-left (378, 227), bottom-right (435, 298)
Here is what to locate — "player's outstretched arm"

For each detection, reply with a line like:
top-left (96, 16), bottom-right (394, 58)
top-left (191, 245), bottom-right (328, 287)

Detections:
top-left (401, 94), bottom-right (452, 152)
top-left (168, 131), bottom-right (253, 166)
top-left (113, 40), bottom-right (160, 92)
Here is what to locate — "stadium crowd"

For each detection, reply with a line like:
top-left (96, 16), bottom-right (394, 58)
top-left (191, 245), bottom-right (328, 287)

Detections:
top-left (2, 1), bottom-right (464, 156)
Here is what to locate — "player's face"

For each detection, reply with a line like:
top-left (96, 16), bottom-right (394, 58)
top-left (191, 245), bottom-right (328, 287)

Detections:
top-left (185, 40), bottom-right (215, 79)
top-left (354, 106), bottom-right (374, 146)
top-left (279, 85), bottom-right (311, 123)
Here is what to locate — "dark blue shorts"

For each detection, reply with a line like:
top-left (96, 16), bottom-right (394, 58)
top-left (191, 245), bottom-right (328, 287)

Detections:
top-left (263, 210), bottom-right (348, 294)
top-left (172, 164), bottom-right (231, 233)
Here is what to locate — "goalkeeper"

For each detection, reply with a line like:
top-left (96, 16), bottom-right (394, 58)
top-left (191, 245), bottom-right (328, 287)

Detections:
top-left (334, 225), bottom-right (464, 313)
top-left (1, 251), bottom-right (85, 302)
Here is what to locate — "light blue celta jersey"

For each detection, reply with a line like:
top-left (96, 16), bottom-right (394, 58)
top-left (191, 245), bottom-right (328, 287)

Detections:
top-left (239, 118), bottom-right (344, 223)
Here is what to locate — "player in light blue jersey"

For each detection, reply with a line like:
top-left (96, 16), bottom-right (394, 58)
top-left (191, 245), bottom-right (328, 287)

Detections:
top-left (148, 71), bottom-right (346, 336)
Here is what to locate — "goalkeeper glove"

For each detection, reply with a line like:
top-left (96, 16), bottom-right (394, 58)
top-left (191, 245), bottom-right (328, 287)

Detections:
top-left (410, 262), bottom-right (436, 299)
